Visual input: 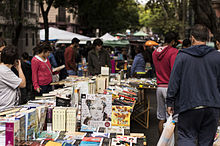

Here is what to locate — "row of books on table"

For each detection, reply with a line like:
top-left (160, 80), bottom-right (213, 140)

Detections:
top-left (0, 74), bottom-right (147, 145)
top-left (0, 104), bottom-right (146, 146)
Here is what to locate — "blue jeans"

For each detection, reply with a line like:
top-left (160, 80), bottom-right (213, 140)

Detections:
top-left (67, 70), bottom-right (77, 75)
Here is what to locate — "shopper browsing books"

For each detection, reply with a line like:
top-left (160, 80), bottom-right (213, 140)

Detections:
top-left (64, 38), bottom-right (80, 76)
top-left (88, 39), bottom-right (111, 75)
top-left (31, 43), bottom-right (53, 96)
top-left (0, 45), bottom-right (26, 110)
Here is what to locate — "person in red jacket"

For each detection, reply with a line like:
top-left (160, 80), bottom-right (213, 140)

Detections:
top-left (64, 38), bottom-right (80, 75)
top-left (31, 43), bottom-right (53, 95)
top-left (152, 32), bottom-right (178, 135)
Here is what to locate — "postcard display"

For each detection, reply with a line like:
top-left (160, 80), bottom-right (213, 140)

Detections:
top-left (0, 75), bottom-right (149, 146)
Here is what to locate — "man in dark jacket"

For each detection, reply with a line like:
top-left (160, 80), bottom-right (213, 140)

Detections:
top-left (167, 24), bottom-right (220, 146)
top-left (88, 39), bottom-right (111, 75)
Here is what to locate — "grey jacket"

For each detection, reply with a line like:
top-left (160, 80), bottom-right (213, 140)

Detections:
top-left (88, 49), bottom-right (111, 75)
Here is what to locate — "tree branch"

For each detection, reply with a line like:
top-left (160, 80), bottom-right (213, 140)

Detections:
top-left (45, 0), bottom-right (54, 14)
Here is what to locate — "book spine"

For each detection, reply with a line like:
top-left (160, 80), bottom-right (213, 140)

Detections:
top-left (6, 122), bottom-right (14, 146)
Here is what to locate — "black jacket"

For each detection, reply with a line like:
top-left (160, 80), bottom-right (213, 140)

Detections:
top-left (88, 49), bottom-right (111, 75)
top-left (167, 45), bottom-right (220, 114)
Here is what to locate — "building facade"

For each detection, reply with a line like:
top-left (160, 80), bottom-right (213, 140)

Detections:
top-left (38, 5), bottom-right (80, 33)
top-left (0, 0), bottom-right (40, 55)
top-left (212, 0), bottom-right (220, 18)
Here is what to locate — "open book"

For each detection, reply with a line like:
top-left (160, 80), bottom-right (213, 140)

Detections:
top-left (52, 65), bottom-right (65, 72)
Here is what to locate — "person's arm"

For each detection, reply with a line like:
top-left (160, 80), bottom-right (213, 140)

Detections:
top-left (31, 58), bottom-right (40, 92)
top-left (15, 60), bottom-right (26, 88)
top-left (166, 53), bottom-right (182, 115)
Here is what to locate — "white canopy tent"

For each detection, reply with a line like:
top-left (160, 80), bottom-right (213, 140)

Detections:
top-left (100, 33), bottom-right (118, 41)
top-left (40, 27), bottom-right (91, 44)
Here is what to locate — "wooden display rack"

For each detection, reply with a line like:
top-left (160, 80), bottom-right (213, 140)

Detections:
top-left (131, 86), bottom-right (156, 129)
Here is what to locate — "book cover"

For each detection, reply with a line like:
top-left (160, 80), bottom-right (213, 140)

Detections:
top-left (80, 124), bottom-right (97, 132)
top-left (52, 107), bottom-right (66, 131)
top-left (111, 106), bottom-right (131, 128)
top-left (76, 81), bottom-right (89, 97)
top-left (5, 122), bottom-right (15, 146)
top-left (37, 131), bottom-right (59, 140)
top-left (18, 108), bottom-right (37, 141)
top-left (15, 114), bottom-right (25, 142)
top-left (81, 94), bottom-right (112, 129)
top-left (80, 137), bottom-right (103, 146)
top-left (36, 106), bottom-right (47, 137)
top-left (116, 135), bottom-right (137, 143)
top-left (66, 107), bottom-right (77, 132)
top-left (91, 132), bottom-right (110, 138)
top-left (0, 122), bottom-right (6, 146)
top-left (64, 132), bottom-right (86, 140)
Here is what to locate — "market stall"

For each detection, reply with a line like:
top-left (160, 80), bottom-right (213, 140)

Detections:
top-left (0, 72), bottom-right (153, 145)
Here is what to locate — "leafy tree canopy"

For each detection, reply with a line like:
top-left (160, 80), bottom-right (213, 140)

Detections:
top-left (77, 0), bottom-right (140, 35)
top-left (140, 0), bottom-right (183, 35)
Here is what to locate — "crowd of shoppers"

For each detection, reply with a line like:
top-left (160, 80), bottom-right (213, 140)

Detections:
top-left (0, 24), bottom-right (220, 146)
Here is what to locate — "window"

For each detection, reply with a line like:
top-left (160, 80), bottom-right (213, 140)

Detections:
top-left (58, 7), bottom-right (66, 22)
top-left (26, 33), bottom-right (28, 46)
top-left (30, 0), bottom-right (34, 12)
top-left (24, 0), bottom-right (29, 11)
top-left (32, 33), bottom-right (35, 46)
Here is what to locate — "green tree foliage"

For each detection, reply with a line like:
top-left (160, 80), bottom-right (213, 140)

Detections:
top-left (140, 0), bottom-right (183, 36)
top-left (77, 0), bottom-right (140, 35)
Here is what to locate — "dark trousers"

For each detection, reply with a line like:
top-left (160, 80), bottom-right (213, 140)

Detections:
top-left (35, 84), bottom-right (52, 96)
top-left (178, 107), bottom-right (219, 146)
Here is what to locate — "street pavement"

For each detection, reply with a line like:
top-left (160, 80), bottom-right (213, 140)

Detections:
top-left (131, 90), bottom-right (160, 146)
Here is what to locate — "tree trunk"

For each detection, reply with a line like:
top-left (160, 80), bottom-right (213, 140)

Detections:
top-left (43, 13), bottom-right (49, 42)
top-left (190, 0), bottom-right (219, 39)
top-left (39, 0), bottom-right (54, 42)
top-left (180, 0), bottom-right (187, 39)
top-left (12, 0), bottom-right (23, 46)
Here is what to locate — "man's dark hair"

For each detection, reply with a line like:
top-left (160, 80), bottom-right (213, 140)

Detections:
top-left (32, 46), bottom-right (39, 56)
top-left (93, 39), bottom-right (103, 47)
top-left (22, 52), bottom-right (29, 60)
top-left (0, 38), bottom-right (6, 48)
top-left (182, 39), bottom-right (191, 48)
top-left (190, 24), bottom-right (209, 42)
top-left (164, 32), bottom-right (178, 44)
top-left (1, 45), bottom-right (18, 65)
top-left (38, 42), bottom-right (52, 54)
top-left (71, 38), bottom-right (80, 44)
